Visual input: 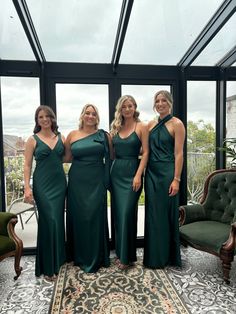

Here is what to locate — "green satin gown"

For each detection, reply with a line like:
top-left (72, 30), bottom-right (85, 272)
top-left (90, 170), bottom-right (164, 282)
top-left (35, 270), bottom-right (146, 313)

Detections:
top-left (66, 130), bottom-right (110, 272)
top-left (33, 134), bottom-right (67, 277)
top-left (111, 131), bottom-right (142, 265)
top-left (143, 114), bottom-right (181, 268)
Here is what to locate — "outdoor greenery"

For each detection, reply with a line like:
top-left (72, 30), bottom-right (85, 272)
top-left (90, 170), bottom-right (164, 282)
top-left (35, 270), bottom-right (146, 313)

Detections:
top-left (4, 155), bottom-right (24, 206)
top-left (187, 120), bottom-right (215, 203)
top-left (218, 138), bottom-right (236, 168)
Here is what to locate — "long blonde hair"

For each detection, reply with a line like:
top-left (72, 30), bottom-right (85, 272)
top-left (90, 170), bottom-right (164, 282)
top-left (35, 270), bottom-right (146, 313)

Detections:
top-left (110, 95), bottom-right (140, 136)
top-left (78, 104), bottom-right (100, 130)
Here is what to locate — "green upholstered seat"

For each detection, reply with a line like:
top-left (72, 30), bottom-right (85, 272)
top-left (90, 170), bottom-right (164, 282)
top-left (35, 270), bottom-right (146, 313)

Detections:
top-left (0, 235), bottom-right (16, 255)
top-left (179, 169), bottom-right (236, 284)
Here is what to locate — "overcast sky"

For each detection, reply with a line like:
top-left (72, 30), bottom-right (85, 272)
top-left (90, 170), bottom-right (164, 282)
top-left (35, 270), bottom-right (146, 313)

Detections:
top-left (1, 0), bottom-right (236, 139)
top-left (1, 77), bottom-right (236, 139)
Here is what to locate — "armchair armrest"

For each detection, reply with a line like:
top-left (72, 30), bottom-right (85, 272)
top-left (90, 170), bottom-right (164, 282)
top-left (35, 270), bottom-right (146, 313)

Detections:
top-left (222, 222), bottom-right (236, 251)
top-left (179, 204), bottom-right (206, 226)
top-left (0, 212), bottom-right (17, 236)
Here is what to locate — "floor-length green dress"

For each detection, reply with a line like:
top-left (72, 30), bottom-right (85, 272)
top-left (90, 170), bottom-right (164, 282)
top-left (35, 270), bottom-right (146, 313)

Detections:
top-left (143, 114), bottom-right (181, 268)
top-left (66, 130), bottom-right (110, 273)
top-left (33, 134), bottom-right (67, 277)
top-left (111, 132), bottom-right (142, 265)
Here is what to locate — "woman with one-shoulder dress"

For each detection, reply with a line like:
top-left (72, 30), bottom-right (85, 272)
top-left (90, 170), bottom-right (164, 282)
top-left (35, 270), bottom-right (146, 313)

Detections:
top-left (24, 106), bottom-right (67, 281)
top-left (143, 90), bottom-right (185, 268)
top-left (65, 104), bottom-right (111, 273)
top-left (110, 95), bottom-right (149, 269)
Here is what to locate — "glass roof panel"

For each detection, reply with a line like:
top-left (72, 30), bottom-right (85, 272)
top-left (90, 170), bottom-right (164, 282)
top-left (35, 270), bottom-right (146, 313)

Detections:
top-left (120, 0), bottom-right (223, 65)
top-left (26, 0), bottom-right (122, 63)
top-left (0, 0), bottom-right (35, 60)
top-left (193, 12), bottom-right (236, 66)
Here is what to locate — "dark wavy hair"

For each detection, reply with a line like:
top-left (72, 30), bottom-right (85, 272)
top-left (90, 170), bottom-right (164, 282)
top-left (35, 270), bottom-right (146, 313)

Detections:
top-left (33, 105), bottom-right (59, 134)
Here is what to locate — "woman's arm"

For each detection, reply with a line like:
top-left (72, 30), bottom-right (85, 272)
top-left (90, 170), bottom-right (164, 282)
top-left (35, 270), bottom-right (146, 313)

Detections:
top-left (106, 132), bottom-right (114, 160)
top-left (24, 136), bottom-right (35, 203)
top-left (133, 122), bottom-right (149, 192)
top-left (63, 132), bottom-right (73, 163)
top-left (169, 118), bottom-right (185, 196)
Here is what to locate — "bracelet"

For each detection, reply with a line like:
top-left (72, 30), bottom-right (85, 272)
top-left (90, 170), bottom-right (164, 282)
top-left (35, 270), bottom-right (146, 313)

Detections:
top-left (174, 177), bottom-right (181, 182)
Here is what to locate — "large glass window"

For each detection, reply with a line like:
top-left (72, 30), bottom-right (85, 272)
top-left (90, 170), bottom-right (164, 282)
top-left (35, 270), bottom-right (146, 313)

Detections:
top-left (121, 85), bottom-right (170, 237)
top-left (187, 81), bottom-right (216, 203)
top-left (1, 76), bottom-right (40, 248)
top-left (120, 0), bottom-right (223, 65)
top-left (26, 0), bottom-right (122, 63)
top-left (225, 81), bottom-right (236, 167)
top-left (0, 1), bottom-right (35, 60)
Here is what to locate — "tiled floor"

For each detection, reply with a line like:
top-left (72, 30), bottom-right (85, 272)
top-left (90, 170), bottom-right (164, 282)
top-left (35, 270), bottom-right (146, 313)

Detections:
top-left (0, 247), bottom-right (236, 314)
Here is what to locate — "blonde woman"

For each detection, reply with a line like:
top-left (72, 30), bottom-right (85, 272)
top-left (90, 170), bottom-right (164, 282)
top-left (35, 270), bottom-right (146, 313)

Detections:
top-left (110, 95), bottom-right (149, 269)
top-left (64, 104), bottom-right (111, 273)
top-left (143, 90), bottom-right (185, 269)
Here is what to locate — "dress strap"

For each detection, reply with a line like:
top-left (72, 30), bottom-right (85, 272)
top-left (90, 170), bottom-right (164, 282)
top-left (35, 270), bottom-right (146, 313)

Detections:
top-left (151, 114), bottom-right (172, 134)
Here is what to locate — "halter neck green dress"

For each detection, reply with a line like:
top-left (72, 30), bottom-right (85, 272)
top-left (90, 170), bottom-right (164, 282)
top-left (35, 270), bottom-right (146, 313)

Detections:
top-left (143, 115), bottom-right (181, 268)
top-left (33, 133), bottom-right (67, 277)
top-left (111, 131), bottom-right (142, 265)
top-left (66, 129), bottom-right (110, 273)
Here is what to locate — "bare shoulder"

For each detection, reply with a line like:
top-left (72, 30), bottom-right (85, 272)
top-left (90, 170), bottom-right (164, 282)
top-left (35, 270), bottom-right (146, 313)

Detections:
top-left (66, 129), bottom-right (78, 139)
top-left (137, 121), bottom-right (148, 130)
top-left (26, 135), bottom-right (36, 145)
top-left (147, 119), bottom-right (157, 131)
top-left (172, 116), bottom-right (185, 128)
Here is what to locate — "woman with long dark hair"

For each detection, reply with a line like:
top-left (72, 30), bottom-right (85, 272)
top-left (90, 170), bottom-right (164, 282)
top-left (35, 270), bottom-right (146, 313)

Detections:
top-left (24, 105), bottom-right (67, 281)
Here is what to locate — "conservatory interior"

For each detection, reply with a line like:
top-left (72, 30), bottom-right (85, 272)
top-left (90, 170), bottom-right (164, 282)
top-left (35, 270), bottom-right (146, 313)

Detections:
top-left (0, 0), bottom-right (236, 313)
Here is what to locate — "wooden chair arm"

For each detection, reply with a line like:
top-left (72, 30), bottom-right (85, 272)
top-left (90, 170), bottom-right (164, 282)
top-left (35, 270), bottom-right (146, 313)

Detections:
top-left (8, 217), bottom-right (23, 257)
top-left (222, 223), bottom-right (236, 251)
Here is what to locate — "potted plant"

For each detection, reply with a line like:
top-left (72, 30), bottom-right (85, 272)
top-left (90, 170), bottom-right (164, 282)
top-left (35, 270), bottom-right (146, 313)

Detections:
top-left (218, 138), bottom-right (236, 168)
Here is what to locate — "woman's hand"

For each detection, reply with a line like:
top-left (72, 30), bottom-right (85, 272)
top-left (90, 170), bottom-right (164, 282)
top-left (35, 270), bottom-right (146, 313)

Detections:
top-left (132, 174), bottom-right (142, 192)
top-left (169, 179), bottom-right (179, 196)
top-left (24, 187), bottom-right (34, 204)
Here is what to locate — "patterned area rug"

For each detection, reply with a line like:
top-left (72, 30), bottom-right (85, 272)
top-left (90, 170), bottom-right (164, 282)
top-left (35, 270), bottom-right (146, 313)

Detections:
top-left (49, 258), bottom-right (189, 314)
top-left (1, 247), bottom-right (236, 313)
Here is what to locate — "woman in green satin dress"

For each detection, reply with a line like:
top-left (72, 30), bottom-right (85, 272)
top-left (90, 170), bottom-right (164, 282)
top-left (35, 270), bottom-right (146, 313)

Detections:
top-left (143, 90), bottom-right (185, 268)
top-left (64, 104), bottom-right (111, 273)
top-left (24, 106), bottom-right (67, 281)
top-left (110, 95), bottom-right (149, 269)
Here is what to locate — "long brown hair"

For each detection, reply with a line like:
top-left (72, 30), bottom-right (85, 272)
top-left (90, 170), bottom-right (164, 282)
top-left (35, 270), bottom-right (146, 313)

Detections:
top-left (33, 105), bottom-right (59, 134)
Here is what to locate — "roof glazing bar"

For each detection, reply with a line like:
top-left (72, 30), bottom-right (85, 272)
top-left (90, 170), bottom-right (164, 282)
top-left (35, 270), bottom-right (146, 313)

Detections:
top-left (111, 0), bottom-right (133, 73)
top-left (13, 0), bottom-right (46, 64)
top-left (216, 45), bottom-right (236, 67)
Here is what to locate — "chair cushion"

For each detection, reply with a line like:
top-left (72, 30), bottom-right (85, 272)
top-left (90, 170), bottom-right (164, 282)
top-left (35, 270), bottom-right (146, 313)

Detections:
top-left (180, 221), bottom-right (232, 253)
top-left (0, 235), bottom-right (15, 255)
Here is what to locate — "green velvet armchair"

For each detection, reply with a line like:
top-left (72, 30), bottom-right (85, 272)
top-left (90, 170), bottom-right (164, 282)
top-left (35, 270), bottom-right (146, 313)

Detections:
top-left (0, 212), bottom-right (23, 279)
top-left (179, 169), bottom-right (236, 284)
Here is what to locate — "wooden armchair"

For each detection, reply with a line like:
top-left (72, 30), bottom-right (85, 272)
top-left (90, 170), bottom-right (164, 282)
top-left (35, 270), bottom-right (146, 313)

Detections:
top-left (179, 169), bottom-right (236, 284)
top-left (0, 212), bottom-right (23, 279)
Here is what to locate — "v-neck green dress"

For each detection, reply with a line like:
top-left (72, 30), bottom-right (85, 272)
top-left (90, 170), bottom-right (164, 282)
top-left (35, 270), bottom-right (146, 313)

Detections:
top-left (143, 115), bottom-right (181, 268)
top-left (111, 131), bottom-right (142, 265)
top-left (66, 130), bottom-right (110, 273)
top-left (33, 133), bottom-right (67, 277)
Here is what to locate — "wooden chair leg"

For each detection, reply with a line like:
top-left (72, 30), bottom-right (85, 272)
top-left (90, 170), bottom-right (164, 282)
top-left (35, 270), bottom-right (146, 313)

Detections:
top-left (220, 248), bottom-right (234, 284)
